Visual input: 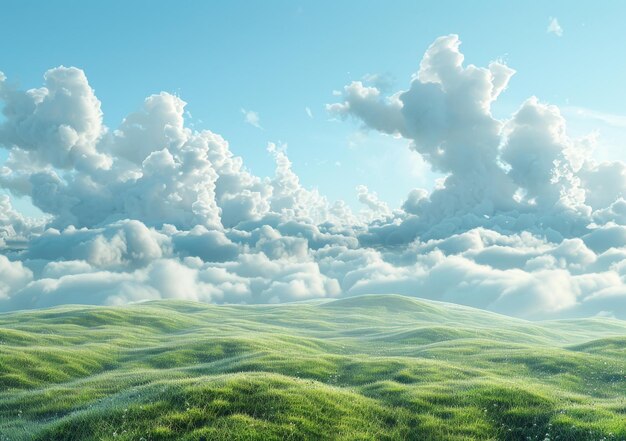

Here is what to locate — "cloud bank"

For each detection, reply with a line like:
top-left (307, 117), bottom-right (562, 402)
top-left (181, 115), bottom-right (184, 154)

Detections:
top-left (1, 35), bottom-right (626, 319)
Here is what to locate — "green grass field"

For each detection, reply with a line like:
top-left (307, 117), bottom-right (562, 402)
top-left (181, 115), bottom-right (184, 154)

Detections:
top-left (1, 294), bottom-right (625, 440)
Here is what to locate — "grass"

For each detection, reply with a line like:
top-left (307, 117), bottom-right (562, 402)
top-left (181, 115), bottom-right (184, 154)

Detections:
top-left (0, 294), bottom-right (625, 440)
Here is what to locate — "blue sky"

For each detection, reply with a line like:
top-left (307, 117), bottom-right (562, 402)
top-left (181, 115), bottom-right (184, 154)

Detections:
top-left (3, 2), bottom-right (626, 317)
top-left (2, 1), bottom-right (624, 214)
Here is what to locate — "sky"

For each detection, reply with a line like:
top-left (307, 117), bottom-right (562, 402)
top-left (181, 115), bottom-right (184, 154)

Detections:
top-left (3, 1), bottom-right (625, 212)
top-left (1, 1), bottom-right (626, 319)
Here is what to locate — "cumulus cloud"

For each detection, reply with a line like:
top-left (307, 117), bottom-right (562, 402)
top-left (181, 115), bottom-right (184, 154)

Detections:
top-left (325, 34), bottom-right (626, 317)
top-left (356, 185), bottom-right (391, 220)
top-left (0, 66), bottom-right (108, 171)
top-left (0, 255), bottom-right (32, 300)
top-left (0, 194), bottom-right (44, 243)
top-left (329, 35), bottom-right (618, 242)
top-left (2, 36), bottom-right (626, 320)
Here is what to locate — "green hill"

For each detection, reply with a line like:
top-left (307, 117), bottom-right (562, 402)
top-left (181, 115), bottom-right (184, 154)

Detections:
top-left (1, 295), bottom-right (625, 440)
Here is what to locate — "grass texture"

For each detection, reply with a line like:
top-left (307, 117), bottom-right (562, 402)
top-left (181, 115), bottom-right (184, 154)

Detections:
top-left (1, 294), bottom-right (625, 440)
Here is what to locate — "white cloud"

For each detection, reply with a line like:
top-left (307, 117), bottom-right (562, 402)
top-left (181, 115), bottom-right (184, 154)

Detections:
top-left (356, 185), bottom-right (391, 220)
top-left (0, 66), bottom-right (108, 171)
top-left (0, 194), bottom-right (44, 242)
top-left (547, 17), bottom-right (563, 37)
top-left (2, 36), bottom-right (626, 320)
top-left (305, 107), bottom-right (313, 119)
top-left (328, 34), bottom-right (601, 243)
top-left (241, 108), bottom-right (263, 129)
top-left (0, 255), bottom-right (32, 300)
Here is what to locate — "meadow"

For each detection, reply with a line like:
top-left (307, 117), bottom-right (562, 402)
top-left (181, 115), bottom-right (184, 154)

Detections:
top-left (1, 294), bottom-right (625, 440)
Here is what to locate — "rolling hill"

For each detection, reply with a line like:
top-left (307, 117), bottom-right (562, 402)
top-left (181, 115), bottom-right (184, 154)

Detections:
top-left (1, 295), bottom-right (625, 440)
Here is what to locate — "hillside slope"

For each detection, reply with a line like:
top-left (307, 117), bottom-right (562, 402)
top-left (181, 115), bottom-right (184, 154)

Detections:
top-left (1, 295), bottom-right (625, 440)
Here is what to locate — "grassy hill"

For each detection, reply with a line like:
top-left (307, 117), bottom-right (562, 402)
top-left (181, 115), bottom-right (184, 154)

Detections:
top-left (1, 294), bottom-right (625, 440)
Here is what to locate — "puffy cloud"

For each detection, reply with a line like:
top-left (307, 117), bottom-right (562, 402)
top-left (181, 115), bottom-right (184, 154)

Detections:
top-left (0, 66), bottom-right (108, 171)
top-left (108, 92), bottom-right (187, 165)
top-left (312, 229), bottom-right (626, 319)
top-left (331, 35), bottom-right (527, 240)
top-left (356, 185), bottom-right (391, 219)
top-left (329, 34), bottom-right (613, 244)
top-left (327, 81), bottom-right (404, 134)
top-left (41, 260), bottom-right (93, 279)
top-left (2, 35), bottom-right (626, 320)
top-left (582, 225), bottom-right (626, 254)
top-left (23, 220), bottom-right (169, 270)
top-left (5, 271), bottom-right (160, 310)
top-left (593, 198), bottom-right (626, 225)
top-left (502, 97), bottom-right (574, 209)
top-left (401, 188), bottom-right (428, 215)
top-left (0, 255), bottom-right (32, 299)
top-left (252, 225), bottom-right (309, 260)
top-left (579, 161), bottom-right (626, 210)
top-left (171, 225), bottom-right (239, 262)
top-left (324, 32), bottom-right (626, 318)
top-left (266, 143), bottom-right (344, 225)
top-left (0, 194), bottom-right (43, 244)
top-left (220, 252), bottom-right (341, 303)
